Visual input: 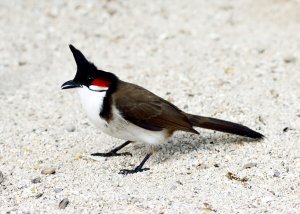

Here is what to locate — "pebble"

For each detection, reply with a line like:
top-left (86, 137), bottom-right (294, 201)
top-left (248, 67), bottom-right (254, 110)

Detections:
top-left (202, 202), bottom-right (217, 213)
top-left (283, 127), bottom-right (289, 132)
top-left (176, 180), bottom-right (183, 185)
top-left (66, 124), bottom-right (75, 132)
top-left (257, 48), bottom-right (265, 54)
top-left (59, 198), bottom-right (70, 209)
top-left (270, 89), bottom-right (279, 98)
top-left (35, 193), bottom-right (43, 199)
top-left (31, 177), bottom-right (42, 184)
top-left (284, 55), bottom-right (297, 63)
top-left (18, 61), bottom-right (27, 66)
top-left (54, 188), bottom-right (63, 193)
top-left (224, 67), bottom-right (234, 75)
top-left (243, 163), bottom-right (257, 169)
top-left (258, 115), bottom-right (266, 125)
top-left (273, 170), bottom-right (280, 177)
top-left (226, 172), bottom-right (248, 182)
top-left (74, 153), bottom-right (82, 160)
top-left (31, 186), bottom-right (38, 193)
top-left (0, 171), bottom-right (4, 184)
top-left (41, 168), bottom-right (56, 175)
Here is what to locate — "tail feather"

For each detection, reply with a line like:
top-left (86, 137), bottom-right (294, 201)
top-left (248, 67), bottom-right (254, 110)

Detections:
top-left (186, 114), bottom-right (264, 139)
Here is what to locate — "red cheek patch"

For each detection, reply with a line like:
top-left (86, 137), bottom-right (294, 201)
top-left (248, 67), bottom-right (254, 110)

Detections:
top-left (91, 79), bottom-right (111, 87)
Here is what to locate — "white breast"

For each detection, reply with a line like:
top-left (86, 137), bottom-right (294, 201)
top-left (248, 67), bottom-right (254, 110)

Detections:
top-left (77, 86), bottom-right (107, 128)
top-left (77, 86), bottom-right (170, 145)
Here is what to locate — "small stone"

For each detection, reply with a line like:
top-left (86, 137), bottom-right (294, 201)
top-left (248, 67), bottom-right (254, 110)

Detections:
top-left (257, 48), bottom-right (265, 54)
top-left (283, 127), bottom-right (289, 132)
top-left (284, 55), bottom-right (297, 63)
top-left (31, 177), bottom-right (42, 184)
top-left (59, 198), bottom-right (69, 209)
top-left (0, 171), bottom-right (4, 184)
top-left (258, 115), bottom-right (266, 125)
top-left (18, 61), bottom-right (27, 66)
top-left (286, 167), bottom-right (289, 173)
top-left (54, 188), bottom-right (63, 193)
top-left (269, 190), bottom-right (276, 195)
top-left (34, 164), bottom-right (41, 171)
top-left (176, 180), bottom-right (183, 185)
top-left (226, 172), bottom-right (249, 182)
top-left (270, 89), bottom-right (279, 98)
top-left (243, 163), bottom-right (257, 169)
top-left (74, 153), bottom-right (82, 160)
top-left (273, 170), bottom-right (280, 177)
top-left (41, 168), bottom-right (56, 175)
top-left (201, 202), bottom-right (217, 213)
top-left (66, 124), bottom-right (75, 132)
top-left (31, 186), bottom-right (38, 193)
top-left (106, 8), bottom-right (117, 16)
top-left (35, 193), bottom-right (43, 199)
top-left (224, 67), bottom-right (234, 75)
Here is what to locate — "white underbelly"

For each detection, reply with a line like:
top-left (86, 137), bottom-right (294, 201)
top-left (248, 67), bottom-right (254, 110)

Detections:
top-left (77, 87), bottom-right (169, 145)
top-left (103, 107), bottom-right (169, 144)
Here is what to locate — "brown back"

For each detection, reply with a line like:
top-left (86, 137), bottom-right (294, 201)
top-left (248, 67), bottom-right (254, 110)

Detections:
top-left (113, 81), bottom-right (198, 134)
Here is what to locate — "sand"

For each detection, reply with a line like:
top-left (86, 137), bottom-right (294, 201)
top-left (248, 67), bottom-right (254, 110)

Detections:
top-left (0, 0), bottom-right (299, 213)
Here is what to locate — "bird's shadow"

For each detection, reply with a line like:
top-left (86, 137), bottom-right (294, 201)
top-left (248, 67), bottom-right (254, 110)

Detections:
top-left (131, 131), bottom-right (263, 163)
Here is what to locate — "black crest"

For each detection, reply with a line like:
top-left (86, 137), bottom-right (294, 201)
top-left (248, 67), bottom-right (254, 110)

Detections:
top-left (69, 44), bottom-right (97, 82)
top-left (69, 44), bottom-right (118, 85)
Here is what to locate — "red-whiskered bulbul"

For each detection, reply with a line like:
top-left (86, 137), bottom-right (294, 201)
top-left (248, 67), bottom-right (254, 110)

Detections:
top-left (61, 45), bottom-right (264, 175)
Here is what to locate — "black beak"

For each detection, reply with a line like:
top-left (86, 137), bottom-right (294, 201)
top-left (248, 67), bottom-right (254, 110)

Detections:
top-left (61, 80), bottom-right (82, 89)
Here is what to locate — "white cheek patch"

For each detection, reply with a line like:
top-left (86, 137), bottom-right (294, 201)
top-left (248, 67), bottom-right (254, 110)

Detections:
top-left (89, 85), bottom-right (108, 91)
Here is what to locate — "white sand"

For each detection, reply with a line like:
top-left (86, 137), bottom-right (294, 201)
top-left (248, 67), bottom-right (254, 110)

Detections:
top-left (0, 0), bottom-right (299, 213)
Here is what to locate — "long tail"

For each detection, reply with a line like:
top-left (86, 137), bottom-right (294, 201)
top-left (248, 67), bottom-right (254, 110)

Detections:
top-left (186, 114), bottom-right (264, 139)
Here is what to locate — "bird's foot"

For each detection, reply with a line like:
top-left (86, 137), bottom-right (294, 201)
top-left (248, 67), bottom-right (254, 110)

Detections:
top-left (91, 152), bottom-right (132, 157)
top-left (118, 167), bottom-right (150, 175)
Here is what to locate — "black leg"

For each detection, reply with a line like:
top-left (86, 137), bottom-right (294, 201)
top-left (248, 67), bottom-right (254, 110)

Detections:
top-left (91, 141), bottom-right (132, 157)
top-left (119, 153), bottom-right (152, 175)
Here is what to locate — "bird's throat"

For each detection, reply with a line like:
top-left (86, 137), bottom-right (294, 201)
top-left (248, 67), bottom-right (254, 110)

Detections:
top-left (77, 86), bottom-right (107, 125)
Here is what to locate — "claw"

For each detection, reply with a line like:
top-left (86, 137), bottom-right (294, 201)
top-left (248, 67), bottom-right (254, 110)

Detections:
top-left (118, 167), bottom-right (150, 175)
top-left (91, 152), bottom-right (132, 157)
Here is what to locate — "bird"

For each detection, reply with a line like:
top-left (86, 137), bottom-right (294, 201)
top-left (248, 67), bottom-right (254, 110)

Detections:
top-left (61, 44), bottom-right (264, 175)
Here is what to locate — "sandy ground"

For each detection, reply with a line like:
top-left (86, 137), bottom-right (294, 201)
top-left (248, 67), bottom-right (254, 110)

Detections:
top-left (0, 0), bottom-right (300, 213)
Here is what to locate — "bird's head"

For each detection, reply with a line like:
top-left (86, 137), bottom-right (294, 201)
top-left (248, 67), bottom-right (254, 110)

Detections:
top-left (61, 44), bottom-right (117, 92)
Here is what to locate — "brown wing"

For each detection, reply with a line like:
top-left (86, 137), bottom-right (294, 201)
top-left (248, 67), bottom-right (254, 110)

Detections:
top-left (113, 81), bottom-right (198, 134)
